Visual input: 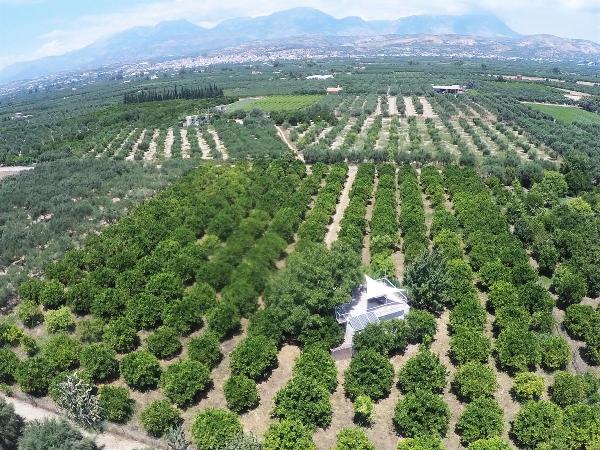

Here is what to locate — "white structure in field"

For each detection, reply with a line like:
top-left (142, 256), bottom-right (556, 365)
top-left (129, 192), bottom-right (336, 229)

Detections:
top-left (432, 84), bottom-right (465, 94)
top-left (331, 276), bottom-right (410, 360)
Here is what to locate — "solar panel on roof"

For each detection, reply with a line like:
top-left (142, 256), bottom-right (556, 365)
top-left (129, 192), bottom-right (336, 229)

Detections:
top-left (348, 312), bottom-right (380, 332)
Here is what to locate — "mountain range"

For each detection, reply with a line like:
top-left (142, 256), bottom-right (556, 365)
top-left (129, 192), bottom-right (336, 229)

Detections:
top-left (1, 7), bottom-right (599, 84)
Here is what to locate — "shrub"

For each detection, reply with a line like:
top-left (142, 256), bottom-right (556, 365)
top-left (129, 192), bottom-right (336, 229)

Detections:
top-left (0, 398), bottom-right (24, 450)
top-left (273, 375), bottom-right (332, 429)
top-left (224, 375), bottom-right (259, 413)
top-left (397, 349), bottom-right (447, 394)
top-left (563, 304), bottom-right (594, 340)
top-left (551, 371), bottom-right (600, 407)
top-left (54, 373), bottom-right (102, 429)
top-left (552, 265), bottom-right (587, 307)
top-left (184, 282), bottom-right (217, 313)
top-left (191, 408), bottom-right (242, 450)
top-left (396, 436), bottom-right (444, 449)
top-left (102, 317), bottom-right (139, 353)
top-left (77, 318), bottom-right (104, 343)
top-left (353, 395), bottom-right (374, 426)
top-left (263, 420), bottom-right (316, 450)
top-left (140, 400), bottom-right (182, 438)
top-left (160, 359), bottom-right (211, 407)
top-left (79, 343), bottom-right (118, 382)
top-left (563, 403), bottom-right (600, 450)
top-left (405, 309), bottom-right (437, 344)
top-left (39, 334), bottom-right (81, 373)
top-left (293, 346), bottom-right (337, 393)
top-left (393, 390), bottom-right (450, 438)
top-left (44, 307), bottom-right (75, 333)
top-left (478, 260), bottom-right (511, 290)
top-left (452, 362), bottom-right (498, 402)
top-left (353, 323), bottom-right (392, 355)
top-left (162, 295), bottom-right (204, 335)
top-left (494, 327), bottom-right (540, 373)
top-left (404, 250), bottom-right (451, 314)
top-left (18, 301), bottom-right (43, 328)
top-left (38, 280), bottom-right (65, 309)
top-left (65, 280), bottom-right (97, 316)
top-left (230, 335), bottom-right (278, 381)
top-left (332, 427), bottom-right (375, 450)
top-left (15, 357), bottom-right (54, 396)
top-left (222, 433), bottom-right (262, 450)
top-left (125, 293), bottom-right (165, 330)
top-left (146, 272), bottom-right (184, 302)
top-left (467, 437), bottom-right (511, 450)
top-left (18, 278), bottom-right (45, 303)
top-left (0, 348), bottom-right (19, 384)
top-left (98, 386), bottom-right (134, 423)
top-left (487, 281), bottom-right (519, 311)
top-left (512, 372), bottom-right (545, 402)
top-left (120, 351), bottom-right (161, 390)
top-left (221, 280), bottom-right (258, 317)
top-left (145, 326), bottom-right (182, 360)
top-left (188, 332), bottom-right (222, 369)
top-left (344, 350), bottom-right (394, 401)
top-left (91, 288), bottom-right (127, 320)
top-left (511, 400), bottom-right (566, 450)
top-left (207, 302), bottom-right (241, 340)
top-left (456, 397), bottom-right (503, 446)
top-left (450, 327), bottom-right (492, 365)
top-left (18, 419), bottom-right (98, 450)
top-left (449, 297), bottom-right (486, 332)
top-left (539, 335), bottom-right (570, 371)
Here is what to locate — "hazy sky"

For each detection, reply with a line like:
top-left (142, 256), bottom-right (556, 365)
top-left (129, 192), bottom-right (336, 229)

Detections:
top-left (1, 0), bottom-right (600, 69)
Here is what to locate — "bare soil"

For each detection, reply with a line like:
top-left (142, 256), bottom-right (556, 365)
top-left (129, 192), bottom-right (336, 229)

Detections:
top-left (275, 125), bottom-right (304, 162)
top-left (419, 97), bottom-right (437, 118)
top-left (126, 129), bottom-right (146, 161)
top-left (208, 128), bottom-right (229, 160)
top-left (164, 128), bottom-right (174, 158)
top-left (325, 165), bottom-right (358, 247)
top-left (388, 96), bottom-right (398, 116)
top-left (403, 97), bottom-right (417, 117)
top-left (180, 128), bottom-right (191, 159)
top-left (143, 129), bottom-right (160, 161)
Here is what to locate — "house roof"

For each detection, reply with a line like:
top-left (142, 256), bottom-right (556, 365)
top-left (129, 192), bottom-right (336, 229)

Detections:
top-left (364, 275), bottom-right (403, 300)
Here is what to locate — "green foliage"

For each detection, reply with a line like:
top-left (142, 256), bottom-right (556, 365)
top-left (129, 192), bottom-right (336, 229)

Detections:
top-left (145, 326), bottom-right (182, 360)
top-left (452, 362), bottom-right (498, 402)
top-left (393, 390), bottom-right (450, 438)
top-left (273, 375), bottom-right (332, 429)
top-left (38, 280), bottom-right (66, 309)
top-left (539, 335), bottom-right (570, 371)
top-left (552, 265), bottom-right (587, 307)
top-left (405, 310), bottom-right (437, 345)
top-left (44, 307), bottom-right (76, 333)
top-left (140, 400), bottom-right (182, 438)
top-left (54, 373), bottom-right (102, 429)
top-left (102, 317), bottom-right (139, 353)
top-left (125, 293), bottom-right (165, 330)
top-left (397, 349), bottom-right (447, 394)
top-left (98, 386), bottom-right (134, 424)
top-left (207, 302), bottom-right (241, 340)
top-left (344, 350), bottom-right (394, 401)
top-left (467, 437), bottom-right (511, 450)
top-left (263, 420), bottom-right (316, 450)
top-left (17, 419), bottom-right (98, 450)
top-left (77, 318), bottom-right (104, 344)
top-left (551, 371), bottom-right (600, 407)
top-left (353, 395), bottom-right (374, 426)
top-left (79, 343), bottom-right (118, 382)
top-left (39, 334), bottom-right (81, 374)
top-left (396, 436), bottom-right (444, 450)
top-left (191, 408), bottom-right (242, 450)
top-left (564, 304), bottom-right (595, 340)
top-left (456, 397), bottom-right (504, 446)
top-left (120, 350), bottom-right (161, 391)
top-left (511, 400), bottom-right (566, 450)
top-left (146, 272), bottom-right (184, 302)
top-left (563, 403), bottom-right (600, 450)
top-left (292, 346), bottom-right (337, 393)
top-left (160, 359), bottom-right (211, 407)
top-left (494, 327), bottom-right (540, 373)
top-left (450, 327), bottom-right (492, 365)
top-left (332, 427), bottom-right (375, 450)
top-left (513, 372), bottom-right (545, 402)
top-left (187, 331), bottom-right (222, 369)
top-left (224, 375), bottom-right (259, 414)
top-left (18, 301), bottom-right (43, 328)
top-left (0, 348), bottom-right (19, 384)
top-left (404, 250), bottom-right (451, 314)
top-left (15, 356), bottom-right (54, 396)
top-left (0, 398), bottom-right (24, 450)
top-left (230, 335), bottom-right (278, 381)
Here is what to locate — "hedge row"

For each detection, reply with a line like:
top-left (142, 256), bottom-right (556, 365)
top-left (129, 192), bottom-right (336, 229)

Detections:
top-left (398, 166), bottom-right (427, 264)
top-left (369, 164), bottom-right (398, 277)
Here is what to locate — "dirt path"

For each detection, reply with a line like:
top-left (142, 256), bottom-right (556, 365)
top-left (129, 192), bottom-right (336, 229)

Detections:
top-left (180, 128), bottom-right (191, 159)
top-left (403, 97), bottom-right (417, 117)
top-left (0, 166), bottom-right (34, 180)
top-left (331, 119), bottom-right (356, 151)
top-left (0, 394), bottom-right (149, 450)
top-left (208, 128), bottom-right (229, 160)
top-left (375, 96), bottom-right (382, 116)
top-left (197, 130), bottom-right (212, 160)
top-left (362, 173), bottom-right (379, 266)
top-left (430, 310), bottom-right (463, 449)
top-left (143, 129), bottom-right (160, 161)
top-left (126, 129), bottom-right (146, 161)
top-left (164, 128), bottom-right (174, 158)
top-left (241, 345), bottom-right (301, 436)
top-left (276, 125), bottom-right (304, 162)
top-left (325, 165), bottom-right (358, 247)
top-left (419, 97), bottom-right (437, 118)
top-left (388, 96), bottom-right (398, 116)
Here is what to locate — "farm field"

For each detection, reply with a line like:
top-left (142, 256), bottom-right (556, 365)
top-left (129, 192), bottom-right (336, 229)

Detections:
top-left (226, 95), bottom-right (324, 113)
top-left (527, 102), bottom-right (600, 124)
top-left (0, 58), bottom-right (599, 450)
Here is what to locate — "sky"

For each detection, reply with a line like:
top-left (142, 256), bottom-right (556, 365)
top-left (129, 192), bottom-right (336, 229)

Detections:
top-left (1, 0), bottom-right (600, 69)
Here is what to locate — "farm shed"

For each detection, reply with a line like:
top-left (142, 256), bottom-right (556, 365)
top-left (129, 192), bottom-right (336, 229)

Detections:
top-left (432, 84), bottom-right (465, 94)
top-left (326, 85), bottom-right (344, 95)
top-left (331, 276), bottom-right (410, 360)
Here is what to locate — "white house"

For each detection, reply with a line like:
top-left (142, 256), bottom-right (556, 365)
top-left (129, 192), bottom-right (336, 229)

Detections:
top-left (432, 84), bottom-right (465, 94)
top-left (331, 276), bottom-right (410, 360)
